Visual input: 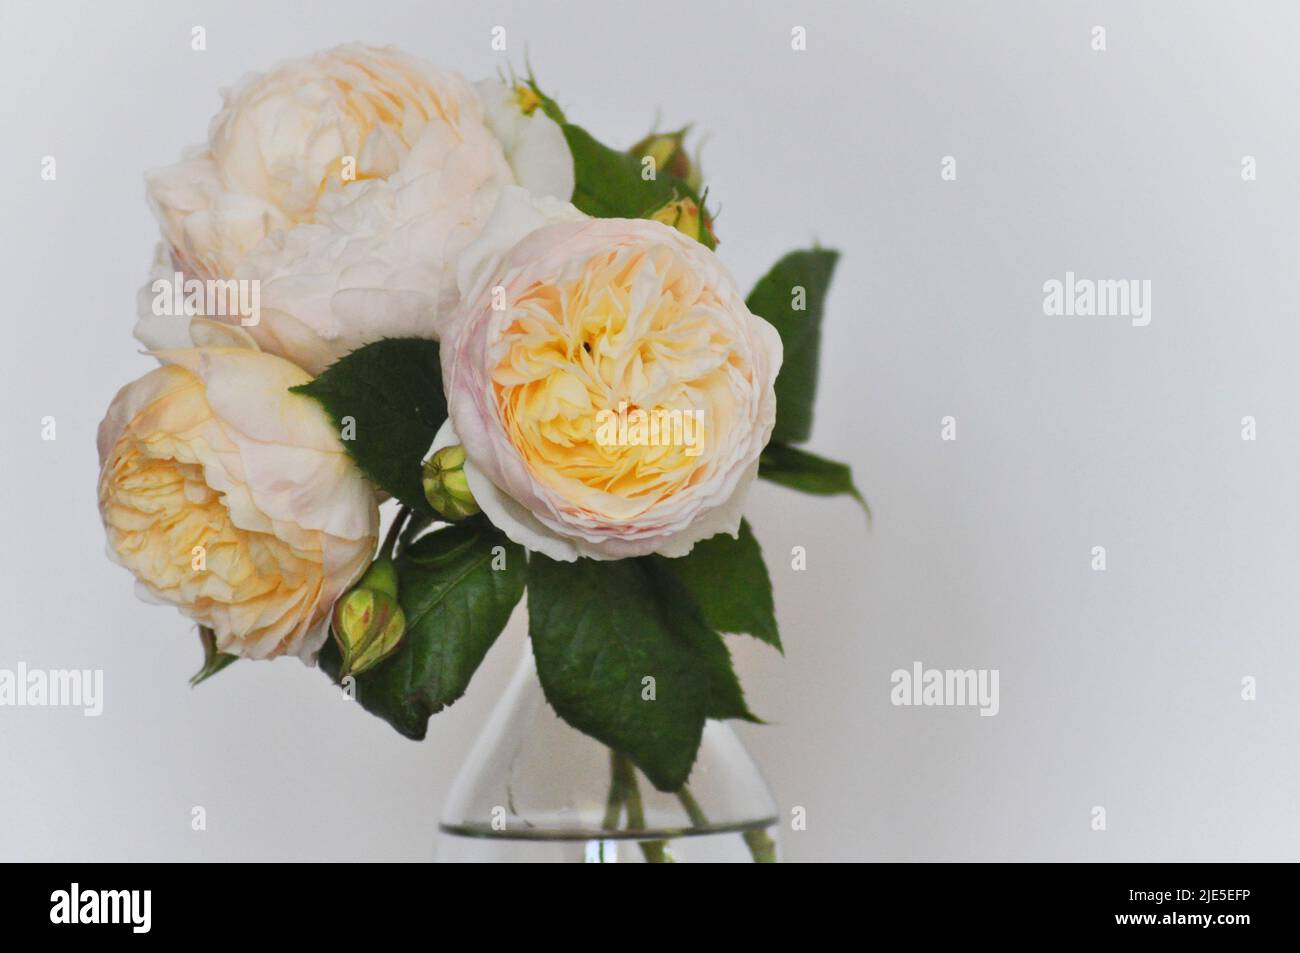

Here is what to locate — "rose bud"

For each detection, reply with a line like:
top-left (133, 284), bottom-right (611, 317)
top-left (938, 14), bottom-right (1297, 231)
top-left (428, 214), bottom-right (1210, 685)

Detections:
top-left (629, 130), bottom-right (701, 191)
top-left (332, 574), bottom-right (406, 678)
top-left (355, 557), bottom-right (399, 599)
top-left (422, 444), bottom-right (481, 520)
top-left (650, 197), bottom-right (704, 243)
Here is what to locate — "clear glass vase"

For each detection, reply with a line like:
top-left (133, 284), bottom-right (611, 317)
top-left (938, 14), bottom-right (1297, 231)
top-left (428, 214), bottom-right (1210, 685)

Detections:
top-left (436, 643), bottom-right (780, 862)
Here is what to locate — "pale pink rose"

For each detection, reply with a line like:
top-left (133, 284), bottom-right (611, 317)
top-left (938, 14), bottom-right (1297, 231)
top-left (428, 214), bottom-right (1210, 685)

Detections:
top-left (97, 339), bottom-right (379, 660)
top-left (136, 46), bottom-right (573, 374)
top-left (437, 189), bottom-right (783, 560)
top-left (145, 44), bottom-right (479, 282)
top-left (229, 116), bottom-right (513, 373)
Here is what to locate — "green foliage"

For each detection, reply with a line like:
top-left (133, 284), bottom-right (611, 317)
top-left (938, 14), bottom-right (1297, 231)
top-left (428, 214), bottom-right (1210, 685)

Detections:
top-left (319, 522), bottom-right (526, 738)
top-left (528, 553), bottom-right (756, 791)
top-left (292, 339), bottom-right (446, 513)
top-left (745, 249), bottom-right (839, 444)
top-left (653, 520), bottom-right (780, 651)
top-left (758, 443), bottom-right (869, 516)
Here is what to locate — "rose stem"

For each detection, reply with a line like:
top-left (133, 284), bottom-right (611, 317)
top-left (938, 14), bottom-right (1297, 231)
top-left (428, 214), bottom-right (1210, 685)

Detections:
top-left (601, 748), bottom-right (628, 831)
top-left (610, 751), bottom-right (669, 863)
top-left (676, 787), bottom-right (708, 826)
top-left (741, 827), bottom-right (778, 863)
top-left (677, 786), bottom-right (775, 863)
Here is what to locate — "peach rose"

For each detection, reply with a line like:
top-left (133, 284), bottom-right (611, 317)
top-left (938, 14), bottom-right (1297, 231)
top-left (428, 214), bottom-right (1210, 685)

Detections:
top-left (437, 189), bottom-right (782, 560)
top-left (97, 333), bottom-right (379, 659)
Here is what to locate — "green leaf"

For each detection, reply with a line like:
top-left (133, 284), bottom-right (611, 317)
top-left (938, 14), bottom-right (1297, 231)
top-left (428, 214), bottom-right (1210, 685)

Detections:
top-left (560, 123), bottom-right (717, 250)
top-left (291, 338), bottom-right (445, 513)
top-left (654, 520), bottom-right (780, 651)
top-left (529, 555), bottom-right (733, 791)
top-left (320, 521), bottom-right (526, 738)
top-left (693, 628), bottom-right (759, 724)
top-left (647, 556), bottom-right (758, 724)
top-left (525, 75), bottom-right (715, 245)
top-left (190, 626), bottom-right (237, 687)
top-left (746, 248), bottom-right (839, 444)
top-left (759, 443), bottom-right (869, 517)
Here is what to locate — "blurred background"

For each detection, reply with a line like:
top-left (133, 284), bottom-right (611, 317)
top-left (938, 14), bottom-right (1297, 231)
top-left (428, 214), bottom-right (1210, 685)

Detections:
top-left (1, 0), bottom-right (1297, 861)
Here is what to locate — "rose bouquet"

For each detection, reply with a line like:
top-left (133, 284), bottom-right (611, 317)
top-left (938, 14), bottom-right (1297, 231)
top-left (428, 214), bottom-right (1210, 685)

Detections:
top-left (97, 44), bottom-right (864, 856)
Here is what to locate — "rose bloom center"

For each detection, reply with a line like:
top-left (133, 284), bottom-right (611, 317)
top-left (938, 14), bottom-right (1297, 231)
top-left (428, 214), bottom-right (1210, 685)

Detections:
top-left (101, 435), bottom-right (322, 642)
top-left (491, 243), bottom-right (747, 514)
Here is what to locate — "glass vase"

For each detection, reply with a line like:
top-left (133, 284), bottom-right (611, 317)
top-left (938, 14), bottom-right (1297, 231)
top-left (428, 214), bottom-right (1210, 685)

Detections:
top-left (436, 643), bottom-right (780, 862)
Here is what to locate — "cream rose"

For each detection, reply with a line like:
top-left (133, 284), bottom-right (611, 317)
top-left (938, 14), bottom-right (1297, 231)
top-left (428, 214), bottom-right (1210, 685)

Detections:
top-left (146, 44), bottom-right (483, 281)
top-left (138, 45), bottom-right (575, 373)
top-left (97, 333), bottom-right (379, 660)
top-left (136, 117), bottom-right (515, 372)
top-left (437, 189), bottom-right (783, 560)
top-left (219, 116), bottom-right (513, 373)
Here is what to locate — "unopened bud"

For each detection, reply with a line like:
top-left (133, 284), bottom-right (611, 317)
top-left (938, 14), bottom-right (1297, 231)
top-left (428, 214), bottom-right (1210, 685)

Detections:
top-left (356, 557), bottom-right (398, 598)
top-left (514, 83), bottom-right (542, 116)
top-left (651, 197), bottom-right (704, 242)
top-left (423, 444), bottom-right (480, 520)
top-left (332, 584), bottom-right (406, 677)
top-left (630, 130), bottom-right (701, 191)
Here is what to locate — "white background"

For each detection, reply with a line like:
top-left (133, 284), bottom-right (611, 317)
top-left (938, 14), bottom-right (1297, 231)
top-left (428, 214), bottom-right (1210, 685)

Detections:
top-left (1, 0), bottom-right (1297, 861)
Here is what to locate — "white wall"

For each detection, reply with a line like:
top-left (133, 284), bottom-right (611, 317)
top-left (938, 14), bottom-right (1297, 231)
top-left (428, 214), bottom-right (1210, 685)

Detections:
top-left (1, 0), bottom-right (1296, 861)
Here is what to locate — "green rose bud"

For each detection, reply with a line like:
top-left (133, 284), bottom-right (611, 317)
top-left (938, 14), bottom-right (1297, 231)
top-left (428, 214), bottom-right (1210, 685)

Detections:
top-left (331, 583), bottom-right (406, 678)
top-left (356, 557), bottom-right (398, 598)
top-left (422, 444), bottom-right (481, 520)
top-left (650, 197), bottom-right (704, 243)
top-left (629, 130), bottom-right (702, 191)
